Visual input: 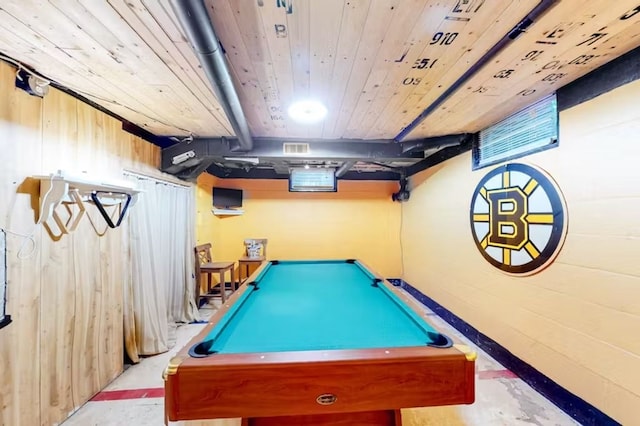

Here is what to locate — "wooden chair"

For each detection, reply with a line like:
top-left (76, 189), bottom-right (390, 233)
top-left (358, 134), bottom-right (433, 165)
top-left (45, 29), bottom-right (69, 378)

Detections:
top-left (194, 243), bottom-right (236, 306)
top-left (238, 238), bottom-right (268, 284)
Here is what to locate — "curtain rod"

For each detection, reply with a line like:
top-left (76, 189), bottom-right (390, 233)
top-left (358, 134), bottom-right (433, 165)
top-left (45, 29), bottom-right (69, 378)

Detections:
top-left (122, 170), bottom-right (191, 188)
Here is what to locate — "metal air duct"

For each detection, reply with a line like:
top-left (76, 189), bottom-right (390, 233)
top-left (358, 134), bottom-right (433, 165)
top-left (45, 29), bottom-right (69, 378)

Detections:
top-left (170, 0), bottom-right (253, 151)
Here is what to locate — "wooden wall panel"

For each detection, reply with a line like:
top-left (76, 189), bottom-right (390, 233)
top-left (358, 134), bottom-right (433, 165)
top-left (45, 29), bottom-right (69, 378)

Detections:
top-left (0, 61), bottom-right (43, 426)
top-left (70, 211), bottom-right (103, 410)
top-left (401, 78), bottom-right (640, 424)
top-left (70, 101), bottom-right (107, 408)
top-left (99, 114), bottom-right (129, 387)
top-left (39, 87), bottom-right (79, 425)
top-left (0, 60), bottom-right (160, 425)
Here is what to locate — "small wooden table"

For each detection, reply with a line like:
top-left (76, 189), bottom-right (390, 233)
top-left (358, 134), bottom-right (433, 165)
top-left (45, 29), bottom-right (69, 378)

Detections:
top-left (238, 256), bottom-right (265, 284)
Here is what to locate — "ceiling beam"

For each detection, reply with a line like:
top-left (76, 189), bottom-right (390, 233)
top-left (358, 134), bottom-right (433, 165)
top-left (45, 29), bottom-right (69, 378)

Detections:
top-left (205, 165), bottom-right (401, 181)
top-left (335, 161), bottom-right (356, 178)
top-left (405, 136), bottom-right (475, 177)
top-left (161, 134), bottom-right (470, 178)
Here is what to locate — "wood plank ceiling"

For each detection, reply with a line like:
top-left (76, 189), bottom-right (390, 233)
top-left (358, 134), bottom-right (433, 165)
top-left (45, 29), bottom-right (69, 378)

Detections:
top-left (0, 1), bottom-right (639, 143)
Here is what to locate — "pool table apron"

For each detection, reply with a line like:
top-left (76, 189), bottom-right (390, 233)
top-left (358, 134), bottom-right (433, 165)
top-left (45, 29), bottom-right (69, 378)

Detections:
top-left (164, 344), bottom-right (475, 421)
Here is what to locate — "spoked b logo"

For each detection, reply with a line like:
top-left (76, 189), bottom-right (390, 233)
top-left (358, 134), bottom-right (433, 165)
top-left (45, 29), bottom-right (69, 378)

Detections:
top-left (470, 163), bottom-right (567, 275)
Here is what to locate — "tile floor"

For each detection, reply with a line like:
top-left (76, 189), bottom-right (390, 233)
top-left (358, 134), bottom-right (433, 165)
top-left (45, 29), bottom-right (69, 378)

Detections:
top-left (61, 289), bottom-right (579, 426)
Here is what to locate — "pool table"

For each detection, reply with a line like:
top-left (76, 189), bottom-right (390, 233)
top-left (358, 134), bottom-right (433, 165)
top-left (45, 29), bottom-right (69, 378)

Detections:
top-left (164, 260), bottom-right (475, 425)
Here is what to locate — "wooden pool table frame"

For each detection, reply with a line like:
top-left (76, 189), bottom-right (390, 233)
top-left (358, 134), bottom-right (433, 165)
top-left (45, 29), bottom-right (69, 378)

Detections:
top-left (164, 260), bottom-right (476, 424)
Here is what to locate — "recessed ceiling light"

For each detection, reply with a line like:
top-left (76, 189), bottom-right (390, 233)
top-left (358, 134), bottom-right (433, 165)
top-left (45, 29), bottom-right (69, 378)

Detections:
top-left (287, 100), bottom-right (327, 124)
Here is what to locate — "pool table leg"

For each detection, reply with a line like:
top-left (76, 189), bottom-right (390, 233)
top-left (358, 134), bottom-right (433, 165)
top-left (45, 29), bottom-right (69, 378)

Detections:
top-left (241, 409), bottom-right (402, 425)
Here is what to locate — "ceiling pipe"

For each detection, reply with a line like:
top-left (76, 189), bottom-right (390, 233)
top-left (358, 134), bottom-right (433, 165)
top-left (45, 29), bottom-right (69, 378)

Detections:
top-left (335, 161), bottom-right (356, 178)
top-left (394, 0), bottom-right (558, 141)
top-left (170, 0), bottom-right (253, 151)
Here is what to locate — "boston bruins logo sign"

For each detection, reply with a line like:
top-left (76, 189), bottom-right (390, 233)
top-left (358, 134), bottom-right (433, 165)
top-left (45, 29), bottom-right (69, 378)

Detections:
top-left (470, 163), bottom-right (567, 275)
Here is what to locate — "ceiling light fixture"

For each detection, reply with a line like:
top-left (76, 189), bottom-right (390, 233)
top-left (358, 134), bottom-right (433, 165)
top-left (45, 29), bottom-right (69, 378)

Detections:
top-left (287, 100), bottom-right (327, 124)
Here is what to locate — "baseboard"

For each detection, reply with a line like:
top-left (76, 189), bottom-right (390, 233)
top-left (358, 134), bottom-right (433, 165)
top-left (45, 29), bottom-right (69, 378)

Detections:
top-left (387, 278), bottom-right (403, 287)
top-left (399, 279), bottom-right (620, 426)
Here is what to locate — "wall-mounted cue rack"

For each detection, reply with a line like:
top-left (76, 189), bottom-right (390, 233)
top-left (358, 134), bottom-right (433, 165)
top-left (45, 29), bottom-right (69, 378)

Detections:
top-left (34, 172), bottom-right (140, 236)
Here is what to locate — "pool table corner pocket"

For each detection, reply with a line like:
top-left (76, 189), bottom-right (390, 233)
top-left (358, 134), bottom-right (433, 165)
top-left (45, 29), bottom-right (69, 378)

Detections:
top-left (162, 356), bottom-right (184, 381)
top-left (453, 344), bottom-right (477, 405)
top-left (453, 344), bottom-right (478, 362)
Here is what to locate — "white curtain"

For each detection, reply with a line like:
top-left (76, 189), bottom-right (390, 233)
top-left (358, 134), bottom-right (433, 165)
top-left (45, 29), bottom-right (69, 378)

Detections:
top-left (124, 173), bottom-right (198, 359)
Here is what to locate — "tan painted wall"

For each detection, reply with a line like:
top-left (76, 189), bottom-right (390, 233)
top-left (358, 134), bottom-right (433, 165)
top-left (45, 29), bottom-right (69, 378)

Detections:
top-left (402, 79), bottom-right (640, 424)
top-left (195, 174), bottom-right (402, 278)
top-left (0, 61), bottom-right (159, 425)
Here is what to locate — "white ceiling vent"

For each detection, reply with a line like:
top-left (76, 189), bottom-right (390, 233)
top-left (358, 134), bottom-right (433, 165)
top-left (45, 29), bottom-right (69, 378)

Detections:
top-left (283, 143), bottom-right (310, 155)
top-left (473, 94), bottom-right (558, 169)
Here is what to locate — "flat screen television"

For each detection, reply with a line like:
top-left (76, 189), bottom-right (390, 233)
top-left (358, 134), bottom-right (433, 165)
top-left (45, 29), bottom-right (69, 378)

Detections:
top-left (213, 187), bottom-right (243, 208)
top-left (289, 168), bottom-right (337, 192)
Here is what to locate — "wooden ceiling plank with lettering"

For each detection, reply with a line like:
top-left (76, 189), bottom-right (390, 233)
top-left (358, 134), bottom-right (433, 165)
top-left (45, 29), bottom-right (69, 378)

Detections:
top-left (409, 0), bottom-right (640, 138)
top-left (320, 0), bottom-right (373, 139)
top-left (370, 0), bottom-right (539, 140)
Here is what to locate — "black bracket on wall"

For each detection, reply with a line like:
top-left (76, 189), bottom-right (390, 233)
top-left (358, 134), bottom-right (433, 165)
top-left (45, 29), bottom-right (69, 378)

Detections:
top-left (0, 229), bottom-right (10, 330)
